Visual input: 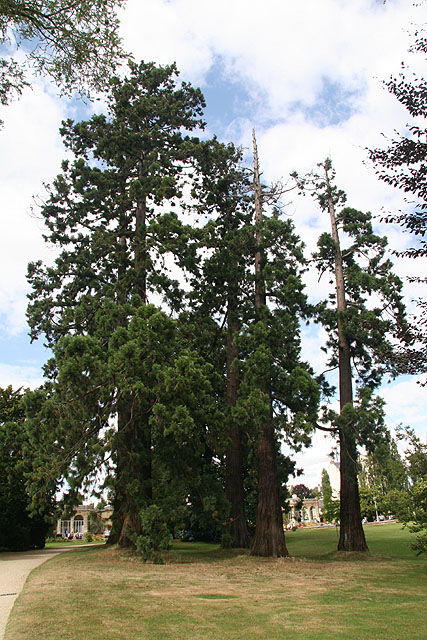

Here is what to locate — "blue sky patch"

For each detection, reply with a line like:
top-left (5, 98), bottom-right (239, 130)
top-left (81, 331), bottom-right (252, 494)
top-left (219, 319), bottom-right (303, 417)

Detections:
top-left (202, 58), bottom-right (255, 132)
top-left (295, 77), bottom-right (362, 128)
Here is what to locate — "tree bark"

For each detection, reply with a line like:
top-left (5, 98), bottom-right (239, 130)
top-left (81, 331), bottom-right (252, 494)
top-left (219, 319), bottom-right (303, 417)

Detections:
top-left (250, 129), bottom-right (288, 557)
top-left (324, 164), bottom-right (368, 552)
top-left (252, 420), bottom-right (288, 556)
top-left (338, 425), bottom-right (367, 551)
top-left (111, 181), bottom-right (153, 548)
top-left (111, 400), bottom-right (153, 547)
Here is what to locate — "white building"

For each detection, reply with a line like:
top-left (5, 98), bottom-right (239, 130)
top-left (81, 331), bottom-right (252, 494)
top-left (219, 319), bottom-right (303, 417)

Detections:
top-left (56, 503), bottom-right (112, 538)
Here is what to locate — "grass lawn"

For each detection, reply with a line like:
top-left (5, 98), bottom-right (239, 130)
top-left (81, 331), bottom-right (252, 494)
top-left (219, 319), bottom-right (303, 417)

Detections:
top-left (5, 523), bottom-right (426, 640)
top-left (45, 539), bottom-right (105, 548)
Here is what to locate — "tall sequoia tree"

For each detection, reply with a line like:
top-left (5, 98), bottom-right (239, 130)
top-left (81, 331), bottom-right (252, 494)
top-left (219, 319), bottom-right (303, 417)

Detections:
top-left (250, 130), bottom-right (287, 556)
top-left (294, 158), bottom-right (409, 551)
top-left (190, 138), bottom-right (253, 548)
top-left (189, 132), bottom-right (319, 555)
top-left (26, 61), bottom-right (209, 546)
top-left (248, 131), bottom-right (320, 556)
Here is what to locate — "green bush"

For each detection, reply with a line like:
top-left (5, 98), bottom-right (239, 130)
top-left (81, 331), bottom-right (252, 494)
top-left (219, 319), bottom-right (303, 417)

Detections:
top-left (136, 505), bottom-right (171, 563)
top-left (220, 532), bottom-right (234, 549)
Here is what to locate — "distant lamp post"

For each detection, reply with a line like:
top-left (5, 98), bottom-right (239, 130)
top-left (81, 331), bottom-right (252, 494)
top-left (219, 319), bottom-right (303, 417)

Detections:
top-left (373, 495), bottom-right (379, 522)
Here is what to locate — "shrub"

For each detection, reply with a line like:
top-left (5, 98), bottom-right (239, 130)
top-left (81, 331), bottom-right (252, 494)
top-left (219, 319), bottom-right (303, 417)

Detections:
top-left (136, 505), bottom-right (171, 563)
top-left (220, 532), bottom-right (234, 549)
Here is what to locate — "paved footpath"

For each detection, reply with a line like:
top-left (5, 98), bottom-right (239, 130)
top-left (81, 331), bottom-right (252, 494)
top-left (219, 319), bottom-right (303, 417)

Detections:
top-left (0, 546), bottom-right (84, 639)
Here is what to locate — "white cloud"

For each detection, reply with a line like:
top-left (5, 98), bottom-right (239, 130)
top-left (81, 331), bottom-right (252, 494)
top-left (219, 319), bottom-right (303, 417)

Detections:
top-left (0, 80), bottom-right (64, 335)
top-left (119, 0), bottom-right (214, 83)
top-left (300, 323), bottom-right (330, 374)
top-left (119, 0), bottom-right (423, 262)
top-left (0, 362), bottom-right (44, 390)
top-left (381, 375), bottom-right (427, 434)
top-left (290, 429), bottom-right (337, 489)
top-left (121, 0), bottom-right (419, 117)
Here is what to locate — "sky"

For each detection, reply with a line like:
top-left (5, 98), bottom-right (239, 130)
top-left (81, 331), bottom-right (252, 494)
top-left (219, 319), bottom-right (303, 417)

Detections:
top-left (0, 0), bottom-right (426, 488)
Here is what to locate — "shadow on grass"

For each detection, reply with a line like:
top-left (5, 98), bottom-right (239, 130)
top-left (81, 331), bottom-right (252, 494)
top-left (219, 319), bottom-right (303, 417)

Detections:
top-left (59, 523), bottom-right (422, 567)
top-left (163, 524), bottom-right (424, 565)
top-left (166, 542), bottom-right (248, 563)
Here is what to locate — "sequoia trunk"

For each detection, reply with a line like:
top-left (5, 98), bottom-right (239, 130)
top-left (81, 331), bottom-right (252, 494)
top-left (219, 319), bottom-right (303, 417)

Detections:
top-left (111, 400), bottom-right (153, 547)
top-left (325, 164), bottom-right (368, 552)
top-left (112, 187), bottom-right (153, 548)
top-left (250, 129), bottom-right (288, 557)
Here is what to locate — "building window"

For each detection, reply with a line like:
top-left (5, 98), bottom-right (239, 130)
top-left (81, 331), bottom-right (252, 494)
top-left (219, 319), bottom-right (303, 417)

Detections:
top-left (61, 520), bottom-right (71, 536)
top-left (74, 515), bottom-right (84, 535)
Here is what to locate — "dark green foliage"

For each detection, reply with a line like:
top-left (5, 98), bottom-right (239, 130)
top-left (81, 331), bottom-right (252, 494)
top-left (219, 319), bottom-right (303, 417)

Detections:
top-left (292, 484), bottom-right (313, 501)
top-left (25, 301), bottom-right (217, 539)
top-left (294, 161), bottom-right (409, 392)
top-left (190, 137), bottom-right (320, 553)
top-left (359, 435), bottom-right (409, 500)
top-left (189, 139), bottom-right (254, 547)
top-left (395, 426), bottom-right (427, 555)
top-left (24, 62), bottom-right (319, 556)
top-left (0, 386), bottom-right (50, 551)
top-left (407, 478), bottom-right (427, 555)
top-left (248, 137), bottom-right (319, 556)
top-left (234, 212), bottom-right (320, 450)
top-left (358, 425), bottom-right (426, 554)
top-left (323, 388), bottom-right (388, 454)
top-left (28, 61), bottom-right (206, 347)
top-left (381, 488), bottom-right (410, 520)
top-left (135, 504), bottom-right (171, 563)
top-left (358, 487), bottom-right (379, 521)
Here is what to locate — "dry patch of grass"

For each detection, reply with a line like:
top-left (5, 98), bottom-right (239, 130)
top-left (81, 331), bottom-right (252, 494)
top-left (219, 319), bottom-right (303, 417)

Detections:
top-left (5, 526), bottom-right (426, 640)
